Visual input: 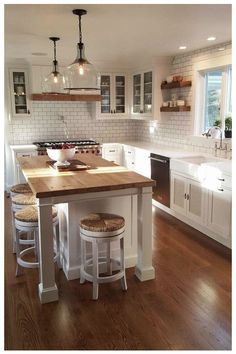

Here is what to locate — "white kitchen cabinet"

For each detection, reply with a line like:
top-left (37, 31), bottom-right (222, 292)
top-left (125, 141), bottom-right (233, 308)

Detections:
top-left (171, 172), bottom-right (206, 225)
top-left (10, 145), bottom-right (37, 184)
top-left (102, 144), bottom-right (122, 164)
top-left (207, 187), bottom-right (231, 240)
top-left (123, 145), bottom-right (135, 170)
top-left (97, 73), bottom-right (129, 119)
top-left (134, 148), bottom-right (151, 178)
top-left (8, 68), bottom-right (31, 118)
top-left (132, 70), bottom-right (153, 118)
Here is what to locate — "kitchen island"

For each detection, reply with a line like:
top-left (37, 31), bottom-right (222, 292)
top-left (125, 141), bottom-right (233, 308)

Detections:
top-left (17, 154), bottom-right (155, 304)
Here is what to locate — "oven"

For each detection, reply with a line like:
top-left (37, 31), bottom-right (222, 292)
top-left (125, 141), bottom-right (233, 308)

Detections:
top-left (150, 153), bottom-right (170, 207)
top-left (33, 140), bottom-right (102, 156)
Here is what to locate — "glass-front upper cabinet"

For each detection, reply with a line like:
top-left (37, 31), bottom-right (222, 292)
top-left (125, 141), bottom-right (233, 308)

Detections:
top-left (115, 75), bottom-right (125, 114)
top-left (133, 74), bottom-right (141, 113)
top-left (143, 71), bottom-right (152, 114)
top-left (132, 70), bottom-right (153, 116)
top-left (98, 73), bottom-right (128, 118)
top-left (100, 75), bottom-right (111, 114)
top-left (9, 69), bottom-right (31, 118)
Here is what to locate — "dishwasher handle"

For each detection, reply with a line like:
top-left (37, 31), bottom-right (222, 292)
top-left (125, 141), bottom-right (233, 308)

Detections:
top-left (149, 156), bottom-right (168, 164)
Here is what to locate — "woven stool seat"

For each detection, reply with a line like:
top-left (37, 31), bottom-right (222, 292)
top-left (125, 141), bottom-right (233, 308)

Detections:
top-left (12, 193), bottom-right (36, 206)
top-left (10, 183), bottom-right (32, 194)
top-left (15, 205), bottom-right (57, 223)
top-left (80, 213), bottom-right (125, 233)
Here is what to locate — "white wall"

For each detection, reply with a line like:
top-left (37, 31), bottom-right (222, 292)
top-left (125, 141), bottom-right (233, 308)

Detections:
top-left (137, 41), bottom-right (232, 157)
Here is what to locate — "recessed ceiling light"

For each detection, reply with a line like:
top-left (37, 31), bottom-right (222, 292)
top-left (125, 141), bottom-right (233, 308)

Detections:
top-left (179, 46), bottom-right (187, 50)
top-left (207, 37), bottom-right (216, 41)
top-left (31, 52), bottom-right (47, 56)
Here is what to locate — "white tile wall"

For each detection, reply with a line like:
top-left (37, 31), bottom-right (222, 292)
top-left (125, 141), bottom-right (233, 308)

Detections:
top-left (8, 101), bottom-right (140, 144)
top-left (137, 41), bottom-right (232, 157)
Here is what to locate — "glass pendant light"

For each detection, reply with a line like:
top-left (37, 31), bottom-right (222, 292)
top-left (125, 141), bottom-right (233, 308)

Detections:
top-left (63, 9), bottom-right (100, 91)
top-left (43, 37), bottom-right (65, 93)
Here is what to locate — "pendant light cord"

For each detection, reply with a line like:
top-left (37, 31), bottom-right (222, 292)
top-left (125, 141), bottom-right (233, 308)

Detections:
top-left (78, 14), bottom-right (83, 44)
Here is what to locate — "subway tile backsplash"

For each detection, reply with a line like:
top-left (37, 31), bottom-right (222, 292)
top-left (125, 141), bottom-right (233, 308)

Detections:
top-left (7, 42), bottom-right (231, 158)
top-left (8, 101), bottom-right (140, 144)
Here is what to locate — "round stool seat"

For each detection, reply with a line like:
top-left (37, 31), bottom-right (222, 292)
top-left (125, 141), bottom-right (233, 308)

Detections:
top-left (12, 193), bottom-right (36, 206)
top-left (10, 183), bottom-right (32, 194)
top-left (15, 205), bottom-right (57, 223)
top-left (80, 213), bottom-right (125, 233)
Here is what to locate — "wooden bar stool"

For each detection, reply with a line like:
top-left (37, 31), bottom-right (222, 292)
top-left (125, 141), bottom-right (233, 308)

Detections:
top-left (11, 193), bottom-right (37, 253)
top-left (14, 205), bottom-right (60, 276)
top-left (80, 213), bottom-right (127, 300)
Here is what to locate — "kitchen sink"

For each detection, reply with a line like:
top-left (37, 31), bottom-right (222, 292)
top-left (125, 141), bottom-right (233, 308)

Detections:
top-left (170, 155), bottom-right (225, 181)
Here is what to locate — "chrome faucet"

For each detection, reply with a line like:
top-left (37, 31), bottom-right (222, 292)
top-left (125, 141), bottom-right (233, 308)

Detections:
top-left (214, 126), bottom-right (223, 149)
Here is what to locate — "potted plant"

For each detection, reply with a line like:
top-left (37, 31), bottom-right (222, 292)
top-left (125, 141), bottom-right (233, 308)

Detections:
top-left (214, 119), bottom-right (221, 128)
top-left (224, 116), bottom-right (232, 138)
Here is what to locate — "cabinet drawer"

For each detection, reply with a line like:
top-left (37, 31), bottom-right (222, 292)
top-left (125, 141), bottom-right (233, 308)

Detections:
top-left (16, 151), bottom-right (36, 158)
top-left (218, 174), bottom-right (231, 190)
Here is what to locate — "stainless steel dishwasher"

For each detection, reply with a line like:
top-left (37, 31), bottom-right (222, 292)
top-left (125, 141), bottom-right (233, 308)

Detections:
top-left (149, 153), bottom-right (170, 207)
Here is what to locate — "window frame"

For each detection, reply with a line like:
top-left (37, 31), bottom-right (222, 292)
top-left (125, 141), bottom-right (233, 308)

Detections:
top-left (193, 54), bottom-right (232, 138)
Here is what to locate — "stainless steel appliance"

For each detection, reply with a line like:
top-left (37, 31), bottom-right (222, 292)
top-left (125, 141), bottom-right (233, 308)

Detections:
top-left (33, 139), bottom-right (101, 156)
top-left (150, 153), bottom-right (170, 207)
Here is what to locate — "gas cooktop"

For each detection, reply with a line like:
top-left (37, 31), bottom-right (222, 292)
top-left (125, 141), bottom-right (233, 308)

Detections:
top-left (33, 139), bottom-right (100, 148)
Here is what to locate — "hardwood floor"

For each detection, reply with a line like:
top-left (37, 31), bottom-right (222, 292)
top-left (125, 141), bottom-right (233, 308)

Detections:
top-left (4, 195), bottom-right (231, 350)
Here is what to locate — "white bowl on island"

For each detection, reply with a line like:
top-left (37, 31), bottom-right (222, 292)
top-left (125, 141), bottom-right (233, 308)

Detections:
top-left (47, 145), bottom-right (76, 166)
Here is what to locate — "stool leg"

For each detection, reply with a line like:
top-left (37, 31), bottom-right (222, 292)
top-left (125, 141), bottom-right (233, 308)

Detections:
top-left (92, 240), bottom-right (99, 300)
top-left (120, 237), bottom-right (127, 291)
top-left (15, 229), bottom-right (23, 277)
top-left (106, 241), bottom-right (112, 275)
top-left (54, 223), bottom-right (61, 269)
top-left (34, 229), bottom-right (39, 263)
top-left (11, 209), bottom-right (16, 254)
top-left (80, 237), bottom-right (85, 284)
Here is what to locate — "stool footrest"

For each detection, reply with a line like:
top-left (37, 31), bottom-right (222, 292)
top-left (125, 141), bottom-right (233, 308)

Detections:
top-left (81, 269), bottom-right (125, 284)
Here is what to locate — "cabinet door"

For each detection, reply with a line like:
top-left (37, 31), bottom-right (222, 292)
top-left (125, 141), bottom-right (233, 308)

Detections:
top-left (9, 69), bottom-right (31, 118)
top-left (100, 75), bottom-right (112, 114)
top-left (133, 74), bottom-right (142, 113)
top-left (186, 179), bottom-right (205, 225)
top-left (134, 149), bottom-right (151, 178)
top-left (170, 173), bottom-right (187, 215)
top-left (143, 71), bottom-right (152, 114)
top-left (207, 188), bottom-right (232, 239)
top-left (114, 75), bottom-right (126, 114)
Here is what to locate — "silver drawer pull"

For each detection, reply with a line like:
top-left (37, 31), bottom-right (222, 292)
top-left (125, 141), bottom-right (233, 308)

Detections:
top-left (218, 178), bottom-right (225, 181)
top-left (109, 150), bottom-right (116, 152)
top-left (149, 157), bottom-right (168, 163)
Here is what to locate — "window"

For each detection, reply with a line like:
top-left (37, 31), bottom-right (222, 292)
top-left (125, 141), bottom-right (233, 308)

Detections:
top-left (194, 55), bottom-right (232, 137)
top-left (203, 65), bottom-right (232, 133)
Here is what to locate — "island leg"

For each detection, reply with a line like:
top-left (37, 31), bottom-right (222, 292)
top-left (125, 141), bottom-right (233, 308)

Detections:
top-left (38, 198), bottom-right (58, 303)
top-left (135, 186), bottom-right (155, 281)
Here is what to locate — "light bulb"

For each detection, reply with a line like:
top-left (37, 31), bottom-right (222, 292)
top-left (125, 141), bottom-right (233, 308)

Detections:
top-left (54, 75), bottom-right (58, 83)
top-left (79, 65), bottom-right (84, 75)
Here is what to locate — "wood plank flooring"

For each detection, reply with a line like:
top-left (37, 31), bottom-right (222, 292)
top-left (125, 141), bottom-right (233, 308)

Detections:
top-left (4, 195), bottom-right (231, 350)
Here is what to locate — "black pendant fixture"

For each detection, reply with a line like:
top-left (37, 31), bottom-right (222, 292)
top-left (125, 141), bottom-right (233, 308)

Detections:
top-left (43, 37), bottom-right (65, 93)
top-left (63, 9), bottom-right (100, 91)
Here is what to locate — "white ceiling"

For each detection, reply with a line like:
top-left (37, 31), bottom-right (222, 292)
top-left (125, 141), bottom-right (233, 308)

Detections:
top-left (4, 4), bottom-right (232, 69)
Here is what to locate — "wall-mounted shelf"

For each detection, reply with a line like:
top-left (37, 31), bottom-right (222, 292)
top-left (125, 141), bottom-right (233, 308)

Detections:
top-left (31, 93), bottom-right (102, 102)
top-left (160, 106), bottom-right (191, 112)
top-left (161, 81), bottom-right (192, 89)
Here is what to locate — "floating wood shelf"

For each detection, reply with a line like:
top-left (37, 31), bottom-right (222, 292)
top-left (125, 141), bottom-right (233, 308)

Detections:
top-left (161, 81), bottom-right (192, 89)
top-left (31, 93), bottom-right (102, 102)
top-left (160, 106), bottom-right (191, 112)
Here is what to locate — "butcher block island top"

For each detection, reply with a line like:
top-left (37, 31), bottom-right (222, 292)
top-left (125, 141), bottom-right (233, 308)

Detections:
top-left (17, 155), bottom-right (155, 198)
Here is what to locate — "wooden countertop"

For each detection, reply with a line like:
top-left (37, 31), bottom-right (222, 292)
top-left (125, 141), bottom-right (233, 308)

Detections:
top-left (17, 155), bottom-right (155, 198)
